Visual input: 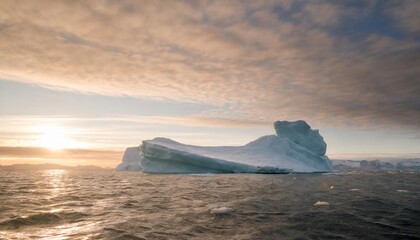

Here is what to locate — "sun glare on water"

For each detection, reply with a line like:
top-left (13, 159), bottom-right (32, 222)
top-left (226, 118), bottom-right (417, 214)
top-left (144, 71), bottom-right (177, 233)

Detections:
top-left (37, 125), bottom-right (84, 150)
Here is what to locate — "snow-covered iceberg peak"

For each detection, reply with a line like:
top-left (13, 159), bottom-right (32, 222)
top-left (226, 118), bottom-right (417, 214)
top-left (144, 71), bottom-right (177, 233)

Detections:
top-left (274, 120), bottom-right (326, 156)
top-left (116, 120), bottom-right (332, 173)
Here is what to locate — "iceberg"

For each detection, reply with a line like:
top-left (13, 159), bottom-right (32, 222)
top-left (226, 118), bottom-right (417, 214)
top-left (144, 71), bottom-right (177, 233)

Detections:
top-left (116, 120), bottom-right (332, 173)
top-left (115, 147), bottom-right (143, 171)
top-left (274, 120), bottom-right (326, 156)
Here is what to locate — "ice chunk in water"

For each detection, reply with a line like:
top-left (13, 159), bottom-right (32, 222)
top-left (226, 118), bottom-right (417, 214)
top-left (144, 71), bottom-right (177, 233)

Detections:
top-left (314, 201), bottom-right (330, 206)
top-left (210, 207), bottom-right (235, 214)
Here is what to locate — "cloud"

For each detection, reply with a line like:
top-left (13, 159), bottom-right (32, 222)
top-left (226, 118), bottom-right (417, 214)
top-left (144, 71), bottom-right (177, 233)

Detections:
top-left (120, 116), bottom-right (271, 128)
top-left (0, 115), bottom-right (270, 129)
top-left (0, 115), bottom-right (273, 148)
top-left (0, 0), bottom-right (419, 129)
top-left (0, 147), bottom-right (122, 167)
top-left (387, 0), bottom-right (420, 37)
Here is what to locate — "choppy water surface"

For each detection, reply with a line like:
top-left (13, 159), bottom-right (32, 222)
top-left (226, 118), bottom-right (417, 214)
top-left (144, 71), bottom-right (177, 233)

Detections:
top-left (0, 170), bottom-right (419, 239)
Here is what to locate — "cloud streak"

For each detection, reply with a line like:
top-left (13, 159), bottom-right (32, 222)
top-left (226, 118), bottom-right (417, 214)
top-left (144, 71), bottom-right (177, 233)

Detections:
top-left (0, 147), bottom-right (122, 167)
top-left (0, 0), bottom-right (419, 128)
top-left (0, 115), bottom-right (273, 149)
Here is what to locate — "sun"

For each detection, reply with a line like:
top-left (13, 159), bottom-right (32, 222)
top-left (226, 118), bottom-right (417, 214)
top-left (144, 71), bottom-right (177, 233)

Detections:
top-left (37, 125), bottom-right (79, 150)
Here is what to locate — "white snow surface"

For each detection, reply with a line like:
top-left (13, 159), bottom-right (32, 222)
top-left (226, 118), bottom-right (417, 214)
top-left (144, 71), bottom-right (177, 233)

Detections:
top-left (116, 120), bottom-right (332, 174)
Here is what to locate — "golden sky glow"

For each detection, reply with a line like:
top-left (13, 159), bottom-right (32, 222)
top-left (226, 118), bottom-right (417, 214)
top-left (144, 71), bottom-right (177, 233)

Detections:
top-left (36, 125), bottom-right (86, 150)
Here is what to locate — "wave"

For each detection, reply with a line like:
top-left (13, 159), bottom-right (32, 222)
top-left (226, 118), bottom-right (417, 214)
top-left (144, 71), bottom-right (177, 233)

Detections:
top-left (0, 211), bottom-right (87, 230)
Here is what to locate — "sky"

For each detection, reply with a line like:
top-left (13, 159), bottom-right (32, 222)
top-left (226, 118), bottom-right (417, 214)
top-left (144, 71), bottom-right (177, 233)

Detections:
top-left (0, 0), bottom-right (419, 167)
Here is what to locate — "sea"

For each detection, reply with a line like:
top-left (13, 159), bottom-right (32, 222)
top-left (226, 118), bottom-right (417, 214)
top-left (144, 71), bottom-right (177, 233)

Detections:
top-left (0, 169), bottom-right (419, 240)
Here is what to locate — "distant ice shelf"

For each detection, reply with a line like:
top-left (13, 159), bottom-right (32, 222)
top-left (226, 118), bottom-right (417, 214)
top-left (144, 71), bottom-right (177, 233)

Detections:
top-left (331, 159), bottom-right (420, 171)
top-left (116, 120), bottom-right (332, 174)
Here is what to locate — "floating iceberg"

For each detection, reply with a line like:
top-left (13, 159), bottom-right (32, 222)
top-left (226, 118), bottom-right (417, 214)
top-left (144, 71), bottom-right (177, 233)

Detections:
top-left (116, 120), bottom-right (332, 173)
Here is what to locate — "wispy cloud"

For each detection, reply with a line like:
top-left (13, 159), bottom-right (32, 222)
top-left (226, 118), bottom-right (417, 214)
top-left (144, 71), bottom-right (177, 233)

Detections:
top-left (0, 115), bottom-right (273, 148)
top-left (119, 116), bottom-right (271, 128)
top-left (0, 115), bottom-right (270, 128)
top-left (0, 0), bottom-right (418, 128)
top-left (0, 147), bottom-right (122, 167)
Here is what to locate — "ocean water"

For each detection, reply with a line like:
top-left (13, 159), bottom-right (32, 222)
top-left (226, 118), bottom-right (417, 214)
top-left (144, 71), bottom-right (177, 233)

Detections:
top-left (0, 170), bottom-right (419, 240)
